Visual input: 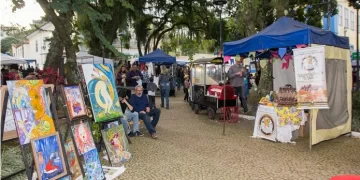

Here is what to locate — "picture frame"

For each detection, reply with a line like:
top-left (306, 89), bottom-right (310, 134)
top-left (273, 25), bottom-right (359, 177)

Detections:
top-left (31, 132), bottom-right (67, 180)
top-left (61, 84), bottom-right (88, 121)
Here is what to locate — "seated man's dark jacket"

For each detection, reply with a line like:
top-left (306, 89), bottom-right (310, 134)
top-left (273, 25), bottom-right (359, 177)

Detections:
top-left (129, 94), bottom-right (149, 112)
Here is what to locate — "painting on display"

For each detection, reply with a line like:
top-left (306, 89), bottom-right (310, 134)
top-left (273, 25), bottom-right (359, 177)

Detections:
top-left (64, 140), bottom-right (83, 180)
top-left (81, 64), bottom-right (123, 122)
top-left (31, 132), bottom-right (67, 180)
top-left (293, 46), bottom-right (329, 109)
top-left (59, 175), bottom-right (72, 180)
top-left (83, 149), bottom-right (105, 180)
top-left (61, 84), bottom-right (88, 120)
top-left (101, 125), bottom-right (131, 165)
top-left (252, 105), bottom-right (278, 142)
top-left (71, 121), bottom-right (96, 155)
top-left (7, 80), bottom-right (56, 145)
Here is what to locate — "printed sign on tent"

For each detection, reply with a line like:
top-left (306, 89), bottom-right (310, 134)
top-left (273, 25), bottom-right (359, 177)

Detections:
top-left (253, 105), bottom-right (278, 142)
top-left (293, 46), bottom-right (329, 109)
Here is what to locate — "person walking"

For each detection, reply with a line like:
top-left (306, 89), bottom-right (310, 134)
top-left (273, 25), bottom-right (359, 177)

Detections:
top-left (228, 57), bottom-right (249, 113)
top-left (141, 66), bottom-right (150, 95)
top-left (159, 67), bottom-right (171, 109)
top-left (183, 75), bottom-right (190, 102)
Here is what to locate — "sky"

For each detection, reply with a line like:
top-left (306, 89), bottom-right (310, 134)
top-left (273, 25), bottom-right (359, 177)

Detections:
top-left (1, 0), bottom-right (44, 28)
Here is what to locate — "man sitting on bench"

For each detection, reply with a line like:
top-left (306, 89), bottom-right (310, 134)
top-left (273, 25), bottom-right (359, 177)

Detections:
top-left (130, 85), bottom-right (161, 139)
top-left (119, 90), bottom-right (144, 137)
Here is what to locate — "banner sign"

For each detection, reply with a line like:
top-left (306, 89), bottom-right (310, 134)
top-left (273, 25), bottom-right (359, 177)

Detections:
top-left (253, 105), bottom-right (278, 142)
top-left (293, 46), bottom-right (329, 109)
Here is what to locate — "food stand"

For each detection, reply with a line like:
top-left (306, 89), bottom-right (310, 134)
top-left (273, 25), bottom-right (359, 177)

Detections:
top-left (223, 17), bottom-right (352, 148)
top-left (189, 57), bottom-right (238, 120)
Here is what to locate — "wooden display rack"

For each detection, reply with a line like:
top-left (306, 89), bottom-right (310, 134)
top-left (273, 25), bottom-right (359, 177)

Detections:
top-left (1, 87), bottom-right (71, 180)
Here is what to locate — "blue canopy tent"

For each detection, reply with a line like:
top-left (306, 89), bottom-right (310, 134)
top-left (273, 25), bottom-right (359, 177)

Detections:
top-left (223, 16), bottom-right (349, 56)
top-left (223, 16), bottom-right (352, 149)
top-left (139, 49), bottom-right (176, 64)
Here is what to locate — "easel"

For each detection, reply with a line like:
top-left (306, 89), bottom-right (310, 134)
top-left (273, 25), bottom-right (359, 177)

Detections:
top-left (1, 87), bottom-right (71, 180)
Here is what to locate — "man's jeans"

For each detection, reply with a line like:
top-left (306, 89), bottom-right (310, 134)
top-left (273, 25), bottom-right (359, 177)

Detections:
top-left (138, 108), bottom-right (161, 134)
top-left (233, 86), bottom-right (248, 112)
top-left (160, 86), bottom-right (170, 108)
top-left (125, 110), bottom-right (140, 132)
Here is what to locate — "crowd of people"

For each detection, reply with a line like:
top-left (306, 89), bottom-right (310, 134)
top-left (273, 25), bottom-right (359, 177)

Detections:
top-left (1, 64), bottom-right (39, 85)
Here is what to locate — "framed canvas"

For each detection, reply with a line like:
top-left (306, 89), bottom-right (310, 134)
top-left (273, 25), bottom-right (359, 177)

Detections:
top-left (81, 64), bottom-right (123, 122)
top-left (7, 80), bottom-right (56, 145)
top-left (71, 121), bottom-right (96, 155)
top-left (59, 175), bottom-right (72, 180)
top-left (64, 140), bottom-right (83, 180)
top-left (61, 84), bottom-right (88, 120)
top-left (83, 149), bottom-right (105, 180)
top-left (31, 132), bottom-right (67, 180)
top-left (101, 125), bottom-right (131, 165)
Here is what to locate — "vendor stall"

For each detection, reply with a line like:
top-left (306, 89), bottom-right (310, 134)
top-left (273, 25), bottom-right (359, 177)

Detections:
top-left (139, 49), bottom-right (176, 96)
top-left (223, 17), bottom-right (351, 148)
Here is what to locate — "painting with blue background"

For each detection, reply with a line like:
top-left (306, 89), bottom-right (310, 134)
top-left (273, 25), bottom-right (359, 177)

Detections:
top-left (33, 133), bottom-right (65, 180)
top-left (84, 149), bottom-right (105, 180)
top-left (85, 63), bottom-right (123, 122)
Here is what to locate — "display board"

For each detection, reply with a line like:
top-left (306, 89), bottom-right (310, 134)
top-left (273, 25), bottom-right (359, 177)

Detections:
top-left (253, 105), bottom-right (278, 142)
top-left (293, 46), bottom-right (329, 109)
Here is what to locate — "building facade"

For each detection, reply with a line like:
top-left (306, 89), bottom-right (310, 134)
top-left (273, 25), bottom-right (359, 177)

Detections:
top-left (323, 1), bottom-right (358, 54)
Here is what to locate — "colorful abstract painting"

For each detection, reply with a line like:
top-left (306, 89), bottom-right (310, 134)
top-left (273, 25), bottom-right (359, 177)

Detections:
top-left (7, 80), bottom-right (56, 145)
top-left (81, 64), bottom-right (123, 122)
top-left (83, 149), bottom-right (105, 180)
top-left (71, 121), bottom-right (96, 155)
top-left (64, 140), bottom-right (83, 180)
top-left (59, 175), bottom-right (72, 180)
top-left (62, 85), bottom-right (87, 120)
top-left (31, 132), bottom-right (67, 180)
top-left (102, 125), bottom-right (131, 166)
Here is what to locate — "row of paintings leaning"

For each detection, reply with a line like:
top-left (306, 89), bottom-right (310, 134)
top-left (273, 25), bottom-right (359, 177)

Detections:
top-left (2, 63), bottom-right (128, 180)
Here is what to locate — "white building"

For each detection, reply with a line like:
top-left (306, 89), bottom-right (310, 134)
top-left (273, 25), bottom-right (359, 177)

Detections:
top-left (324, 1), bottom-right (359, 55)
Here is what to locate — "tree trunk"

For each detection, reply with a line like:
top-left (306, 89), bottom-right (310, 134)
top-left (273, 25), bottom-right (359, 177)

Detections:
top-left (37, 0), bottom-right (78, 83)
top-left (44, 29), bottom-right (64, 69)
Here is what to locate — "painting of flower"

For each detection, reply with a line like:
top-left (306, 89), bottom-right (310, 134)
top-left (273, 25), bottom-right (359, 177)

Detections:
top-left (61, 85), bottom-right (88, 120)
top-left (81, 64), bottom-right (123, 122)
top-left (31, 132), bottom-right (67, 180)
top-left (64, 140), bottom-right (83, 180)
top-left (102, 125), bottom-right (131, 166)
top-left (71, 121), bottom-right (96, 155)
top-left (7, 80), bottom-right (56, 145)
top-left (83, 149), bottom-right (105, 180)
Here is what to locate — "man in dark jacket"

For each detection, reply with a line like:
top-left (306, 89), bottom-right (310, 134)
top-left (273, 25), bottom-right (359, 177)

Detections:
top-left (130, 85), bottom-right (161, 139)
top-left (127, 64), bottom-right (143, 87)
top-left (228, 57), bottom-right (249, 113)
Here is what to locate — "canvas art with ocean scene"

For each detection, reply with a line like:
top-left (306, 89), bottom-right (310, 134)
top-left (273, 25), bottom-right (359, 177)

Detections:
top-left (31, 132), bottom-right (67, 180)
top-left (102, 125), bottom-right (131, 165)
top-left (62, 85), bottom-right (87, 120)
top-left (84, 149), bottom-right (105, 180)
top-left (81, 64), bottom-right (123, 122)
top-left (7, 80), bottom-right (56, 145)
top-left (71, 121), bottom-right (96, 155)
top-left (64, 140), bottom-right (83, 180)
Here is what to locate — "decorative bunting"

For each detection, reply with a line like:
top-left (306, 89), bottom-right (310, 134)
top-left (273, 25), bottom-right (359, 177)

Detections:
top-left (248, 52), bottom-right (256, 58)
top-left (224, 56), bottom-right (231, 63)
top-left (296, 44), bottom-right (307, 48)
top-left (278, 48), bottom-right (286, 59)
top-left (281, 53), bottom-right (293, 69)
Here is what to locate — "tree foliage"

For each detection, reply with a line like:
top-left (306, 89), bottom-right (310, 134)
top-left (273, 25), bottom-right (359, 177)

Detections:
top-left (1, 36), bottom-right (20, 53)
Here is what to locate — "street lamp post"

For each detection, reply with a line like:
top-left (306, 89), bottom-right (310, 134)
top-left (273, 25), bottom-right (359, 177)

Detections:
top-left (213, 0), bottom-right (227, 135)
top-left (357, 7), bottom-right (359, 90)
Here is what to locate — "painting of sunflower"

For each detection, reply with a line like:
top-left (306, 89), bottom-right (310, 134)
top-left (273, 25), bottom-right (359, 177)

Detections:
top-left (7, 80), bottom-right (56, 145)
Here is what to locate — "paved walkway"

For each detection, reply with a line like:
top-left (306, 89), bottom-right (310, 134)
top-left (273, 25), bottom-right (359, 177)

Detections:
top-left (118, 92), bottom-right (360, 180)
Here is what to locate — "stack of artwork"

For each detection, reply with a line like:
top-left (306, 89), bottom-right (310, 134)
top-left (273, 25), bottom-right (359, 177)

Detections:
top-left (72, 121), bottom-right (104, 180)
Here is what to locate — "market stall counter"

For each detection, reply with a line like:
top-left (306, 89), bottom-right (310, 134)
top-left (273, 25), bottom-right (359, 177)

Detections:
top-left (253, 104), bottom-right (307, 143)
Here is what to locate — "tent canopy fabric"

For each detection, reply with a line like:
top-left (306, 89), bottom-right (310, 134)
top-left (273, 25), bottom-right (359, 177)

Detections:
top-left (1, 54), bottom-right (27, 64)
top-left (139, 49), bottom-right (176, 64)
top-left (224, 16), bottom-right (350, 56)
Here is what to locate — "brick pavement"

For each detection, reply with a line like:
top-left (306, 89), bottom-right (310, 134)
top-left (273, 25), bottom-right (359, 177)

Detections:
top-left (117, 92), bottom-right (360, 180)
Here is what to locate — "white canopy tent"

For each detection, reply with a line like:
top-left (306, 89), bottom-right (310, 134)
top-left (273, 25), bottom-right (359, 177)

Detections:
top-left (75, 52), bottom-right (114, 68)
top-left (1, 54), bottom-right (27, 65)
